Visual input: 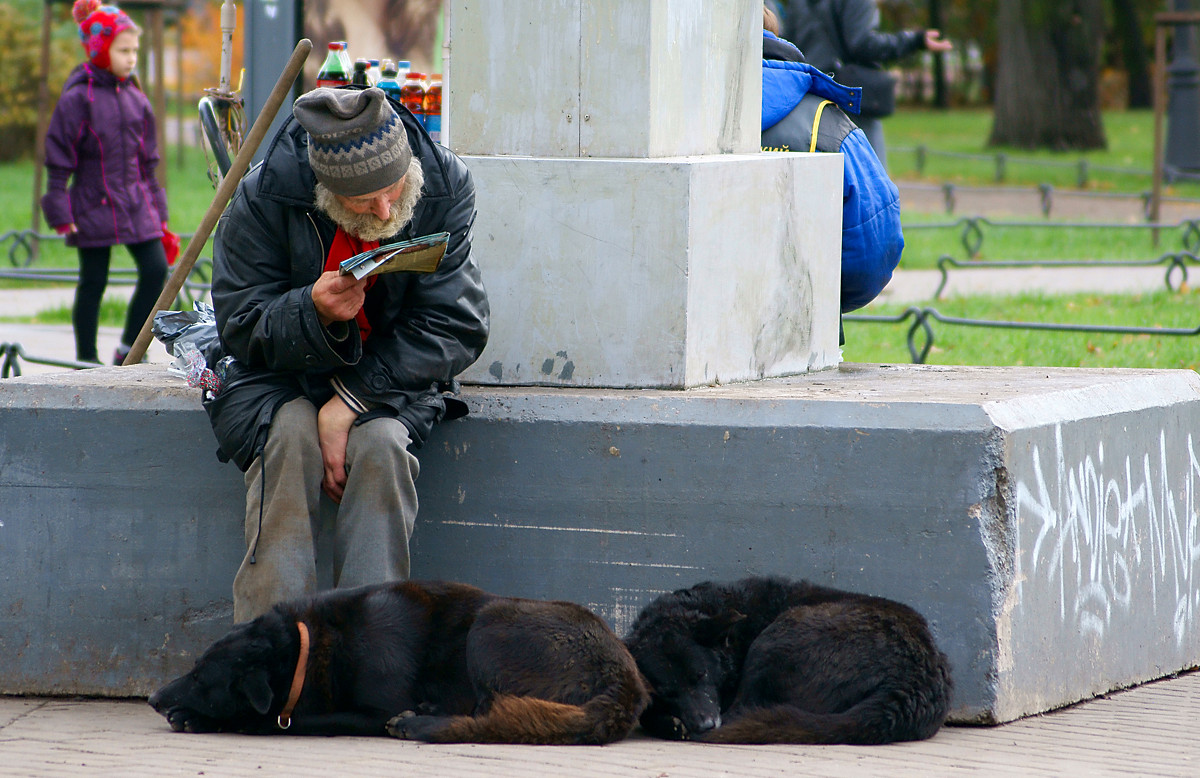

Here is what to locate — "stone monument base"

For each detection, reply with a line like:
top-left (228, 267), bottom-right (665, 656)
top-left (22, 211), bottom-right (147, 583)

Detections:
top-left (2, 363), bottom-right (1198, 724)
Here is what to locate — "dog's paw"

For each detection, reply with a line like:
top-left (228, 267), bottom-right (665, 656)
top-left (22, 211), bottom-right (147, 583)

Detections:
top-left (386, 711), bottom-right (418, 739)
top-left (165, 709), bottom-right (216, 734)
top-left (386, 711), bottom-right (448, 741)
top-left (642, 713), bottom-right (690, 741)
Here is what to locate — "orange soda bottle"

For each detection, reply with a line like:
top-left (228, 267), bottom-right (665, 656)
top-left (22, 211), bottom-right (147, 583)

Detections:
top-left (423, 74), bottom-right (442, 143)
top-left (400, 72), bottom-right (426, 125)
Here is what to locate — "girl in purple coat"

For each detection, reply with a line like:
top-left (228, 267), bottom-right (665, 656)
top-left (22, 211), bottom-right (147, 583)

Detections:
top-left (42, 0), bottom-right (171, 364)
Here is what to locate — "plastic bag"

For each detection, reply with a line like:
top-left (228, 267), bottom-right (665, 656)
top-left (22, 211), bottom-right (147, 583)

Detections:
top-left (152, 301), bottom-right (222, 367)
top-left (168, 341), bottom-right (221, 396)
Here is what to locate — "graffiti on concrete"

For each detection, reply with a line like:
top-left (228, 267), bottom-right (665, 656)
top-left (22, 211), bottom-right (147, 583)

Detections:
top-left (1015, 425), bottom-right (1200, 645)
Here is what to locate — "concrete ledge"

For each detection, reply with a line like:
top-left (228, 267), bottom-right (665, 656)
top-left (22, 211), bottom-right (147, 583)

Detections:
top-left (3, 364), bottom-right (1199, 724)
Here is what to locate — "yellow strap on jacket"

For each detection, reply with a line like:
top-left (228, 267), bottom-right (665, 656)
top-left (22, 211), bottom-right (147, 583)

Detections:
top-left (809, 100), bottom-right (834, 153)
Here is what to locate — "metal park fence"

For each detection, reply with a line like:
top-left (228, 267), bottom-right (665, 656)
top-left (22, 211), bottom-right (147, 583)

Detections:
top-left (0, 229), bottom-right (212, 308)
top-left (1, 229), bottom-right (213, 376)
top-left (894, 144), bottom-right (1200, 189)
top-left (844, 305), bottom-right (1200, 365)
top-left (848, 201), bottom-right (1200, 364)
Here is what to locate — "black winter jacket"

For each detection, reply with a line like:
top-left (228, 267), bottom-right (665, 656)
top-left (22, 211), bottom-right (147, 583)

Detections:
top-left (204, 98), bottom-right (489, 471)
top-left (785, 0), bottom-right (925, 73)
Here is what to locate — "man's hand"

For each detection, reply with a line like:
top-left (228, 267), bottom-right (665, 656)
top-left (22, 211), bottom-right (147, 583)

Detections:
top-left (924, 29), bottom-right (954, 52)
top-left (318, 395), bottom-right (359, 503)
top-left (312, 270), bottom-right (369, 326)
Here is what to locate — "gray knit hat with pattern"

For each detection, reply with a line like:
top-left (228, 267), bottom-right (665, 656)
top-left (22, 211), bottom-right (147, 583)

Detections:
top-left (293, 87), bottom-right (412, 197)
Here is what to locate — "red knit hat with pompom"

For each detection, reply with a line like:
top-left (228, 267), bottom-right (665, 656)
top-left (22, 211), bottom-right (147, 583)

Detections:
top-left (72, 0), bottom-right (137, 71)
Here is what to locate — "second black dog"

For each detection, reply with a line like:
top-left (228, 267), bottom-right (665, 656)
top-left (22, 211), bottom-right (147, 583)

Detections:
top-left (624, 575), bottom-right (953, 744)
top-left (149, 579), bottom-right (648, 743)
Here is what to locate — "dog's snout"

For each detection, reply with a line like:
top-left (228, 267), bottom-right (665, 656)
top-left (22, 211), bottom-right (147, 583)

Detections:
top-left (692, 713), bottom-right (720, 734)
top-left (147, 690), bottom-right (163, 711)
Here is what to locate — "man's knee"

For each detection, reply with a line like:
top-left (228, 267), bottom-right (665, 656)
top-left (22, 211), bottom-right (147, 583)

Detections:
top-left (347, 416), bottom-right (419, 477)
top-left (267, 398), bottom-right (320, 450)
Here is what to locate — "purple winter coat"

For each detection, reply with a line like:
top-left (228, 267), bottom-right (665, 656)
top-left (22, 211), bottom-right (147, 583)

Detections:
top-left (41, 63), bottom-right (168, 248)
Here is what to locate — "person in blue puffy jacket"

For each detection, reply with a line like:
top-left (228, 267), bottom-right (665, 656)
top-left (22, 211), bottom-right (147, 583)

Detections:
top-left (761, 10), bottom-right (902, 341)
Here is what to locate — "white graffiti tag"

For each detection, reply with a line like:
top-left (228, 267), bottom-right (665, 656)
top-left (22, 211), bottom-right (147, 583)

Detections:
top-left (1016, 426), bottom-right (1200, 645)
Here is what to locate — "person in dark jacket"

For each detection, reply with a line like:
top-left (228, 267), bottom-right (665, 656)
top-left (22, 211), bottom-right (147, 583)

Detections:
top-left (205, 86), bottom-right (489, 622)
top-left (42, 0), bottom-right (171, 364)
top-left (761, 12), bottom-right (902, 334)
top-left (784, 0), bottom-right (952, 167)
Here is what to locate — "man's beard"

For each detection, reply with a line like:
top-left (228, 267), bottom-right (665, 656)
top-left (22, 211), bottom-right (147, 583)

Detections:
top-left (314, 157), bottom-right (425, 242)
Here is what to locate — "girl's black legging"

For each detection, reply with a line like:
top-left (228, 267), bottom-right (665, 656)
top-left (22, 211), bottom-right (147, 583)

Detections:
top-left (74, 238), bottom-right (168, 363)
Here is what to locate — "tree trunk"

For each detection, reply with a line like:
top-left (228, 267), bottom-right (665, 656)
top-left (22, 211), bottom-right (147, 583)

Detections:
top-left (989, 0), bottom-right (1108, 149)
top-left (1110, 0), bottom-right (1152, 108)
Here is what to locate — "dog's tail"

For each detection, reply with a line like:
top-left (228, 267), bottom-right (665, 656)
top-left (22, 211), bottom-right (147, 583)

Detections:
top-left (411, 686), bottom-right (645, 745)
top-left (700, 687), bottom-right (951, 745)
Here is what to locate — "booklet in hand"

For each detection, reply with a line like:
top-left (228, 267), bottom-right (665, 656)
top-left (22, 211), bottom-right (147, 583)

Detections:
top-left (338, 232), bottom-right (450, 280)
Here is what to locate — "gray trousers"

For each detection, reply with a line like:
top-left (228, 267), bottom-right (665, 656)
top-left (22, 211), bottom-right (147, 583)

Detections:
top-left (233, 397), bottom-right (420, 622)
top-left (858, 116), bottom-right (887, 170)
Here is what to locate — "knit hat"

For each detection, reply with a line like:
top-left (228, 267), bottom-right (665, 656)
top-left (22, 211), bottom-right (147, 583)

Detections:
top-left (73, 0), bottom-right (137, 71)
top-left (293, 87), bottom-right (413, 197)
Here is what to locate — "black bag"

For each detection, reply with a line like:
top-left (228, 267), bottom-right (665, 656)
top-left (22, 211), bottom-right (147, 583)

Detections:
top-left (831, 62), bottom-right (896, 119)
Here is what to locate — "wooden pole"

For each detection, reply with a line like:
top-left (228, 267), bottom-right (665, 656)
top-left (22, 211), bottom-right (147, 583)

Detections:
top-left (121, 39), bottom-right (313, 367)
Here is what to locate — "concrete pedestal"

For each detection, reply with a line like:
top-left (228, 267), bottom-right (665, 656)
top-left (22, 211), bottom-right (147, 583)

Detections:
top-left (3, 364), bottom-right (1199, 724)
top-left (460, 153), bottom-right (843, 388)
top-left (448, 0), bottom-right (761, 158)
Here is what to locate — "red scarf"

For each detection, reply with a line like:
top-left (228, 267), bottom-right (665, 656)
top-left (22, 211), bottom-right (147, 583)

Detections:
top-left (324, 227), bottom-right (378, 341)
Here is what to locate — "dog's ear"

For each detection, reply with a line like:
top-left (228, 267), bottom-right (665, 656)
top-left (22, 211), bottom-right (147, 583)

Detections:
top-left (241, 668), bottom-right (275, 715)
top-left (694, 609), bottom-right (746, 647)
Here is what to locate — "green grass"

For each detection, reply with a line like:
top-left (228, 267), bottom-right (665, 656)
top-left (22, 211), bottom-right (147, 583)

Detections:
top-left (16, 297), bottom-right (129, 327)
top-left (897, 219), bottom-right (1193, 270)
top-left (843, 289), bottom-right (1200, 370)
top-left (886, 108), bottom-right (1200, 198)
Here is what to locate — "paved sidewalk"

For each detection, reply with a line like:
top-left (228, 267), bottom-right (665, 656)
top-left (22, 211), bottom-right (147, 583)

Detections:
top-left (1, 288), bottom-right (175, 375)
top-left (3, 669), bottom-right (1198, 777)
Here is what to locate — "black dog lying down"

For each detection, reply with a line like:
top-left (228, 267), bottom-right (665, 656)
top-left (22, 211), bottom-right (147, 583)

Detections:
top-left (624, 575), bottom-right (953, 744)
top-left (149, 580), bottom-right (648, 743)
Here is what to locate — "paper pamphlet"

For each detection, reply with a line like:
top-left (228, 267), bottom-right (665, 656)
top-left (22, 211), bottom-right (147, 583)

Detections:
top-left (338, 232), bottom-right (450, 280)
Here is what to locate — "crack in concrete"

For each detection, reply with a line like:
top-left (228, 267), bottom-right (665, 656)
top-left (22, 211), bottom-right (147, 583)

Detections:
top-left (0, 699), bottom-right (51, 732)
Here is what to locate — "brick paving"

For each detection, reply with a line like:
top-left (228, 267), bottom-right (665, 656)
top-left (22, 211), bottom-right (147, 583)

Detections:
top-left (3, 669), bottom-right (1198, 777)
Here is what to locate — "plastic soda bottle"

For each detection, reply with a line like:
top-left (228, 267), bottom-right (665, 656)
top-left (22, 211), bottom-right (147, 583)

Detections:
top-left (335, 41), bottom-right (353, 74)
top-left (423, 73), bottom-right (442, 143)
top-left (395, 59), bottom-right (411, 81)
top-left (316, 42), bottom-right (350, 88)
top-left (376, 59), bottom-right (402, 103)
top-left (400, 72), bottom-right (426, 124)
top-left (352, 58), bottom-right (372, 86)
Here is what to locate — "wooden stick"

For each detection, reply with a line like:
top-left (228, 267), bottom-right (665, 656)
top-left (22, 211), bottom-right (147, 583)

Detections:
top-left (122, 38), bottom-right (313, 367)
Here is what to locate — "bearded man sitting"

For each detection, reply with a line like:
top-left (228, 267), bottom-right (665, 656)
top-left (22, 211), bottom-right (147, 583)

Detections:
top-left (205, 86), bottom-right (489, 623)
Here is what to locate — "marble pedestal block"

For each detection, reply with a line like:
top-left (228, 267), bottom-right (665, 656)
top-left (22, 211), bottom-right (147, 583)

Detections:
top-left (460, 152), bottom-right (843, 388)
